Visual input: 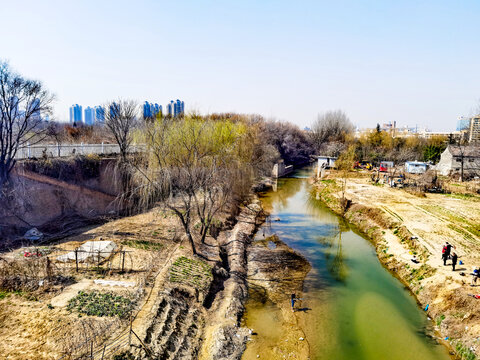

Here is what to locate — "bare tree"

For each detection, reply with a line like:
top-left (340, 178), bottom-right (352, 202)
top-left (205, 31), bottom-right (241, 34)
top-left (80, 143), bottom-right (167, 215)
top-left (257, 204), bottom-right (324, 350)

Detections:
top-left (102, 99), bottom-right (138, 161)
top-left (335, 145), bottom-right (356, 213)
top-left (132, 116), bottom-right (250, 255)
top-left (0, 61), bottom-right (54, 187)
top-left (311, 110), bottom-right (354, 152)
top-left (260, 120), bottom-right (314, 165)
top-left (45, 121), bottom-right (67, 145)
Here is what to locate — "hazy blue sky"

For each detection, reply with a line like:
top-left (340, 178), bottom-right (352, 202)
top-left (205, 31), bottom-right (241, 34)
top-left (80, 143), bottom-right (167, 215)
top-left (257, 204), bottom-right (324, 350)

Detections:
top-left (2, 0), bottom-right (479, 130)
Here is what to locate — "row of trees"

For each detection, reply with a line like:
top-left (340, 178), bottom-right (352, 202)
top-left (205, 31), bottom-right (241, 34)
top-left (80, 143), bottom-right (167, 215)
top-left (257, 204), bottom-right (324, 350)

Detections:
top-left (3, 59), bottom-right (464, 254)
top-left (310, 110), bottom-right (451, 164)
top-left (0, 61), bottom-right (317, 255)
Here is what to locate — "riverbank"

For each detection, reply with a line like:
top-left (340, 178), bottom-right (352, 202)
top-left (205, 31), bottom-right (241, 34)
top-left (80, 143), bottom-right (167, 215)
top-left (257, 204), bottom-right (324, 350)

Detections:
top-left (313, 173), bottom-right (480, 359)
top-left (0, 195), bottom-right (266, 359)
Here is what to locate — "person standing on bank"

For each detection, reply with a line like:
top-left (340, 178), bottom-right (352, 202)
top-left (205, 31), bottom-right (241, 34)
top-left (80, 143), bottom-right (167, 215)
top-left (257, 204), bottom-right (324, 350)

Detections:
top-left (442, 243), bottom-right (449, 266)
top-left (445, 242), bottom-right (455, 258)
top-left (451, 252), bottom-right (458, 271)
top-left (442, 242), bottom-right (456, 265)
top-left (472, 267), bottom-right (480, 287)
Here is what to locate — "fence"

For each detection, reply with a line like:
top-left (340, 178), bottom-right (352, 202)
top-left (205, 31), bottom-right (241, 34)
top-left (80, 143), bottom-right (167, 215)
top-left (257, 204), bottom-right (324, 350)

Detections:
top-left (14, 143), bottom-right (146, 160)
top-left (57, 323), bottom-right (149, 360)
top-left (16, 247), bottom-right (136, 278)
top-left (53, 249), bottom-right (133, 274)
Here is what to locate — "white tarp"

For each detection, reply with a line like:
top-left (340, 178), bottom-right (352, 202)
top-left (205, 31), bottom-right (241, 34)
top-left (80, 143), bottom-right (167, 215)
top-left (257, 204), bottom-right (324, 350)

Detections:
top-left (94, 279), bottom-right (135, 287)
top-left (57, 241), bottom-right (117, 263)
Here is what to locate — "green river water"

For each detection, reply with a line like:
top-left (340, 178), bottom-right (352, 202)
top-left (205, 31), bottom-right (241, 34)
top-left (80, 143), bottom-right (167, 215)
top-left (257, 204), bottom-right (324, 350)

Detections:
top-left (242, 167), bottom-right (452, 360)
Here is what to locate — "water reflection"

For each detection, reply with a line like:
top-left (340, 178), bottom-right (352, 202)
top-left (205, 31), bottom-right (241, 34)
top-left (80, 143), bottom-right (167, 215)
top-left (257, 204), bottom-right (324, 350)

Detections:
top-left (318, 230), bottom-right (347, 282)
top-left (244, 166), bottom-right (452, 360)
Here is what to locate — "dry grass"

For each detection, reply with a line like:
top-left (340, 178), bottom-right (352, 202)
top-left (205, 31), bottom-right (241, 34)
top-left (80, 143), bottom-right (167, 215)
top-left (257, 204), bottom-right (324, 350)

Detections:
top-left (0, 206), bottom-right (183, 359)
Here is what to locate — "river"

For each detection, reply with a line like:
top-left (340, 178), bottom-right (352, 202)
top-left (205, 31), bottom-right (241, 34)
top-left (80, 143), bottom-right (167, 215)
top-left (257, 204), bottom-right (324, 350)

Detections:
top-left (242, 167), bottom-right (452, 360)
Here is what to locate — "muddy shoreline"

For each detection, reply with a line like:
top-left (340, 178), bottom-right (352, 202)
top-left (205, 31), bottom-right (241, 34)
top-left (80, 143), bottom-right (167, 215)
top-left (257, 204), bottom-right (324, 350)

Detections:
top-left (243, 234), bottom-right (312, 359)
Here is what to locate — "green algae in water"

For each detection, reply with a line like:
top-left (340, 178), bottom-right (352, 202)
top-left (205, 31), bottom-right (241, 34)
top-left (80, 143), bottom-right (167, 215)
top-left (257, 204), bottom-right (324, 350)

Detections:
top-left (243, 167), bottom-right (452, 360)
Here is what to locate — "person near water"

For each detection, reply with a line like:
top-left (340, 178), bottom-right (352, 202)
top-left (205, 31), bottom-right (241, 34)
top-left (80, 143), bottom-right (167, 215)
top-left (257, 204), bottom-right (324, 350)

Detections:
top-left (472, 267), bottom-right (480, 286)
top-left (451, 252), bottom-right (458, 271)
top-left (291, 294), bottom-right (297, 312)
top-left (291, 294), bottom-right (302, 312)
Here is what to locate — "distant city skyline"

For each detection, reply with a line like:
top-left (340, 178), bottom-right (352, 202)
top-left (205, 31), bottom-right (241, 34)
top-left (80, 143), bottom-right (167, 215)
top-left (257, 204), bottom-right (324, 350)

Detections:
top-left (69, 99), bottom-right (184, 124)
top-left (2, 1), bottom-right (480, 131)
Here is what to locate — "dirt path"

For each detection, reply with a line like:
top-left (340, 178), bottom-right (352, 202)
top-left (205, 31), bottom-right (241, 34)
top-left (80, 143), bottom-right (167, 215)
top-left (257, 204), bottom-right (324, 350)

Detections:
top-left (347, 178), bottom-right (480, 265)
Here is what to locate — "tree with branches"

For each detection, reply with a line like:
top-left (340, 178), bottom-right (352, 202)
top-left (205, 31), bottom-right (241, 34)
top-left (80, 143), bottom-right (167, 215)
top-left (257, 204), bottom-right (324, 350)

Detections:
top-left (102, 99), bottom-right (138, 161)
top-left (132, 115), bottom-right (252, 255)
top-left (310, 110), bottom-right (354, 153)
top-left (0, 61), bottom-right (54, 187)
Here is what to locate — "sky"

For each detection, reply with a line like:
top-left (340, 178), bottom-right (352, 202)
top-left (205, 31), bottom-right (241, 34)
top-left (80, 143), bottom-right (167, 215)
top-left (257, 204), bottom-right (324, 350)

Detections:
top-left (1, 0), bottom-right (479, 131)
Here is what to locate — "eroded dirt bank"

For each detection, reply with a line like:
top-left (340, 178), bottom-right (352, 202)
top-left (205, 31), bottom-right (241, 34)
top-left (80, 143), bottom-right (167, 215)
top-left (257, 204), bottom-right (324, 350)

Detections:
top-left (198, 201), bottom-right (264, 360)
top-left (314, 175), bottom-right (480, 359)
top-left (0, 157), bottom-right (124, 245)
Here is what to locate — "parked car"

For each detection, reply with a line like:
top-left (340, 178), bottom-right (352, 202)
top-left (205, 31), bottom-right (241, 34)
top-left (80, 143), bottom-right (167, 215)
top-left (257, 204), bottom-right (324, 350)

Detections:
top-left (355, 161), bottom-right (373, 170)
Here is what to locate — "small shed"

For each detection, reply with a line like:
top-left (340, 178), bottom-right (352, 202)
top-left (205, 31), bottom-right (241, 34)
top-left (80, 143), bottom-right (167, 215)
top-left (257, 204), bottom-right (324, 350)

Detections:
top-left (380, 161), bottom-right (394, 169)
top-left (317, 156), bottom-right (337, 169)
top-left (405, 161), bottom-right (428, 174)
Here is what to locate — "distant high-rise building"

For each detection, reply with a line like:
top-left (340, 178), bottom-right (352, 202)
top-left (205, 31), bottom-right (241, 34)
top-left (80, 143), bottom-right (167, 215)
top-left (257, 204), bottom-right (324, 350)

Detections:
top-left (69, 104), bottom-right (83, 124)
top-left (84, 106), bottom-right (95, 125)
top-left (457, 116), bottom-right (470, 131)
top-left (9, 96), bottom-right (19, 118)
top-left (143, 101), bottom-right (163, 119)
top-left (153, 103), bottom-right (162, 117)
top-left (167, 99), bottom-right (185, 117)
top-left (95, 106), bottom-right (105, 123)
top-left (174, 99), bottom-right (185, 117)
top-left (143, 101), bottom-right (152, 118)
top-left (167, 101), bottom-right (174, 117)
top-left (30, 98), bottom-right (41, 121)
top-left (469, 115), bottom-right (480, 143)
top-left (109, 102), bottom-right (119, 119)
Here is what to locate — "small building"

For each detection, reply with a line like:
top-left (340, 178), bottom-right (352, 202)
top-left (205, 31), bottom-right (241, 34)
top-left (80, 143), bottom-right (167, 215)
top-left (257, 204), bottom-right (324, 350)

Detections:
top-left (469, 115), bottom-right (480, 143)
top-left (317, 156), bottom-right (337, 169)
top-left (272, 160), bottom-right (293, 178)
top-left (405, 161), bottom-right (428, 174)
top-left (435, 145), bottom-right (480, 177)
top-left (317, 156), bottom-right (337, 178)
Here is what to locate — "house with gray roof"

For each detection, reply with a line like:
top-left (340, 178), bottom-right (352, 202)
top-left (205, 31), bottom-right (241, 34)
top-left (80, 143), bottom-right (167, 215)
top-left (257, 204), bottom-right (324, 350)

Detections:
top-left (435, 145), bottom-right (480, 178)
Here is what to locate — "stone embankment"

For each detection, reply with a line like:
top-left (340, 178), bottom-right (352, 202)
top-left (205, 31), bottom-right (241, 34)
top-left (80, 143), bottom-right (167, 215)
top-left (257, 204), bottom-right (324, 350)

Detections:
top-left (199, 201), bottom-right (263, 360)
top-left (314, 176), bottom-right (480, 359)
